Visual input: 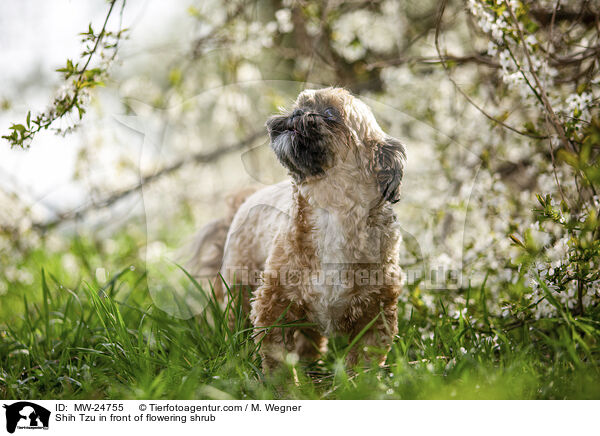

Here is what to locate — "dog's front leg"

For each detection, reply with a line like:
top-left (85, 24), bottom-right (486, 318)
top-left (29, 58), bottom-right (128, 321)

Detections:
top-left (345, 300), bottom-right (398, 368)
top-left (250, 284), bottom-right (300, 371)
top-left (294, 328), bottom-right (328, 364)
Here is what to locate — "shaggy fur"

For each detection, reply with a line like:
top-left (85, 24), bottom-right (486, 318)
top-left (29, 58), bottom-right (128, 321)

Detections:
top-left (195, 87), bottom-right (406, 370)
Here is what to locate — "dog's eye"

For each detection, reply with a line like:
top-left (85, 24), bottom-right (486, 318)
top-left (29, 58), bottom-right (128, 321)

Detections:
top-left (323, 107), bottom-right (338, 119)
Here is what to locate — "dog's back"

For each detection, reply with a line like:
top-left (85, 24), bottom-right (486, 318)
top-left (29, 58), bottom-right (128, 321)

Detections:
top-left (185, 186), bottom-right (259, 294)
top-left (217, 181), bottom-right (293, 312)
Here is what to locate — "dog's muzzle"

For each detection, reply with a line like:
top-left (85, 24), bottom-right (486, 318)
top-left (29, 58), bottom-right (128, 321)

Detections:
top-left (267, 110), bottom-right (332, 179)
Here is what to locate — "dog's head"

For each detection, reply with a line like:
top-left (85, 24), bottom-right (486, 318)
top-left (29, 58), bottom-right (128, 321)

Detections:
top-left (266, 87), bottom-right (406, 203)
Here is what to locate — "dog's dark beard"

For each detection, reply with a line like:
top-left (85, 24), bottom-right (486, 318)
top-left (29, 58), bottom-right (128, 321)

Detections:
top-left (266, 113), bottom-right (335, 180)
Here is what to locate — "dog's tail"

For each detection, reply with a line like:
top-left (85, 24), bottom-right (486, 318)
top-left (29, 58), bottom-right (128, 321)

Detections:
top-left (183, 186), bottom-right (258, 296)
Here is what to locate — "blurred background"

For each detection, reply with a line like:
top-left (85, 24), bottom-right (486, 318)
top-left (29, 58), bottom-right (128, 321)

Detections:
top-left (1, 0), bottom-right (599, 337)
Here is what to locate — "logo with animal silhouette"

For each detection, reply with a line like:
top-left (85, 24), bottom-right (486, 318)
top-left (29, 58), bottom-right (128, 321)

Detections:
top-left (2, 402), bottom-right (50, 433)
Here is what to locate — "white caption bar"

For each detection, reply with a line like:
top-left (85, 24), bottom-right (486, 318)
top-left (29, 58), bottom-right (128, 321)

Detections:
top-left (1, 400), bottom-right (597, 435)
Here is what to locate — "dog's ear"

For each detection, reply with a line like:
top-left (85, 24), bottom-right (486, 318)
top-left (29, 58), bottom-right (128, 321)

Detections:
top-left (372, 136), bottom-right (406, 204)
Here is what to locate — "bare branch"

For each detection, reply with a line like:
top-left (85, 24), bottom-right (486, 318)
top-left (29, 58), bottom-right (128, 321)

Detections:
top-left (365, 53), bottom-right (500, 71)
top-left (32, 131), bottom-right (265, 232)
top-left (530, 5), bottom-right (600, 26)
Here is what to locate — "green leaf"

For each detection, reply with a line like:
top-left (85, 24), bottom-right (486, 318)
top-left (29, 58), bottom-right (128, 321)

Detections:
top-left (9, 123), bottom-right (26, 133)
top-left (557, 149), bottom-right (579, 169)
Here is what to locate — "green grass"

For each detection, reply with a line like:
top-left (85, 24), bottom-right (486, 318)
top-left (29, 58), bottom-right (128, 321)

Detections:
top-left (1, 235), bottom-right (599, 400)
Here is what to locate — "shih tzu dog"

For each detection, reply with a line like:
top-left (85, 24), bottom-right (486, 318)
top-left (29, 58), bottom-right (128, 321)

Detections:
top-left (193, 87), bottom-right (406, 370)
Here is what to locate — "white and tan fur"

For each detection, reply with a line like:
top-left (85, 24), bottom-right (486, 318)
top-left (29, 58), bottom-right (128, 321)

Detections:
top-left (193, 87), bottom-right (406, 370)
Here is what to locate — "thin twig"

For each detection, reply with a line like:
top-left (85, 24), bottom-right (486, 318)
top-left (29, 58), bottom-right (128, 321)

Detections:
top-left (545, 0), bottom-right (569, 206)
top-left (503, 0), bottom-right (574, 152)
top-left (3, 0), bottom-right (124, 147)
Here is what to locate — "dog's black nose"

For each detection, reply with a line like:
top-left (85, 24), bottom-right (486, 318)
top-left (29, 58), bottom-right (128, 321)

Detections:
top-left (290, 108), bottom-right (304, 120)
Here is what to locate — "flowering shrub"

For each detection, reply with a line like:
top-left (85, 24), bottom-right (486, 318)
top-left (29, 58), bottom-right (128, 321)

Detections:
top-left (462, 0), bottom-right (600, 321)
